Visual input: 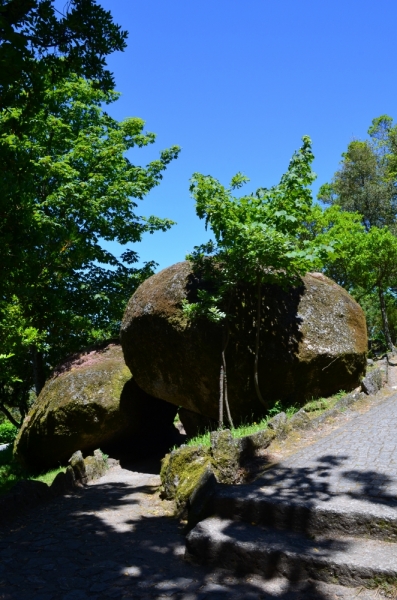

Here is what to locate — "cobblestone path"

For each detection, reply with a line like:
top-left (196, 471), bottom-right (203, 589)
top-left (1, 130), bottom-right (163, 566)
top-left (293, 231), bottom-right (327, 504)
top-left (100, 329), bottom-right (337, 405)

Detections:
top-left (257, 391), bottom-right (397, 504)
top-left (1, 392), bottom-right (396, 599)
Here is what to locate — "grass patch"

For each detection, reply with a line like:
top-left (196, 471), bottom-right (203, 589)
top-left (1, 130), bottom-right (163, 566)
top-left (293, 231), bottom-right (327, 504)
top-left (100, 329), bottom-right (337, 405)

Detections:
top-left (183, 392), bottom-right (348, 449)
top-left (302, 390), bottom-right (346, 416)
top-left (0, 446), bottom-right (64, 496)
top-left (184, 400), bottom-right (299, 448)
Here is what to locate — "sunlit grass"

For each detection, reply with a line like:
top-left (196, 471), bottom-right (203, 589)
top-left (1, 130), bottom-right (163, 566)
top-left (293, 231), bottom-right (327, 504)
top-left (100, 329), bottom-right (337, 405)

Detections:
top-left (0, 445), bottom-right (64, 496)
top-left (32, 467), bottom-right (64, 486)
top-left (183, 391), bottom-right (347, 448)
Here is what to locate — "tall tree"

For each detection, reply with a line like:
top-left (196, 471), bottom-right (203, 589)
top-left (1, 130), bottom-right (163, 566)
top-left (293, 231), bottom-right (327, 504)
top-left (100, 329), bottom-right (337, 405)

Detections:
top-left (1, 0), bottom-right (128, 289)
top-left (0, 1), bottom-right (181, 424)
top-left (309, 205), bottom-right (397, 351)
top-left (317, 115), bottom-right (397, 351)
top-left (318, 115), bottom-right (397, 231)
top-left (0, 76), bottom-right (180, 423)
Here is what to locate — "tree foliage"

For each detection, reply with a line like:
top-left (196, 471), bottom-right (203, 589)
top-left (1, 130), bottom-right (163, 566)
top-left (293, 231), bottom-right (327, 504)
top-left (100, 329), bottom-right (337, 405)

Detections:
top-left (0, 0), bottom-right (127, 113)
top-left (318, 116), bottom-right (397, 231)
top-left (0, 1), bottom-right (181, 424)
top-left (189, 136), bottom-right (326, 289)
top-left (316, 115), bottom-right (397, 351)
top-left (186, 137), bottom-right (328, 412)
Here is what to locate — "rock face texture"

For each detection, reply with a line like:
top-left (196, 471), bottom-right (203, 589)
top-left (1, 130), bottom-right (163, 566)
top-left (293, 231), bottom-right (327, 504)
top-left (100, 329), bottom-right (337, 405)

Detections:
top-left (121, 262), bottom-right (367, 422)
top-left (14, 344), bottom-right (178, 470)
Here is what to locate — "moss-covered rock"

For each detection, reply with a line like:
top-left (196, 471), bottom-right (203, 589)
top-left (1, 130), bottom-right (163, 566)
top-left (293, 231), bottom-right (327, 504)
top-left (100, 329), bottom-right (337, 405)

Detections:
top-left (14, 344), bottom-right (178, 470)
top-left (121, 262), bottom-right (368, 422)
top-left (160, 445), bottom-right (211, 509)
top-left (210, 429), bottom-right (241, 484)
top-left (160, 426), bottom-right (276, 509)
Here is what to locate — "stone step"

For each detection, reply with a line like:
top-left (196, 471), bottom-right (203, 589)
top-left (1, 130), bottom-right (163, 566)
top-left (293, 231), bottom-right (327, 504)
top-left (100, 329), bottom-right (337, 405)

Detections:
top-left (207, 484), bottom-right (397, 542)
top-left (185, 516), bottom-right (397, 588)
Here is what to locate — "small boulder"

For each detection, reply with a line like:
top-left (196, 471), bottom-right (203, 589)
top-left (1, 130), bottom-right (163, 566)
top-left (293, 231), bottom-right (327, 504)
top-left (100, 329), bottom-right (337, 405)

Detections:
top-left (361, 368), bottom-right (383, 395)
top-left (237, 428), bottom-right (275, 459)
top-left (210, 430), bottom-right (241, 484)
top-left (288, 408), bottom-right (311, 430)
top-left (50, 470), bottom-right (75, 496)
top-left (84, 449), bottom-right (108, 481)
top-left (388, 353), bottom-right (397, 367)
top-left (268, 411), bottom-right (288, 432)
top-left (160, 445), bottom-right (211, 509)
top-left (69, 450), bottom-right (87, 484)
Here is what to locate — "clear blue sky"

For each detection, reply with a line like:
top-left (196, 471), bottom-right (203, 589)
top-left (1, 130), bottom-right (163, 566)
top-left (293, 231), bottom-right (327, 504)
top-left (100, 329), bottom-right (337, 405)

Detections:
top-left (97, 0), bottom-right (397, 272)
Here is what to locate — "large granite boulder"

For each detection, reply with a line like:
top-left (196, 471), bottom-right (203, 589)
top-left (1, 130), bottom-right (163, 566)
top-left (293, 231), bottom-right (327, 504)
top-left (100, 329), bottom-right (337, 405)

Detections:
top-left (14, 344), bottom-right (178, 470)
top-left (121, 262), bottom-right (367, 423)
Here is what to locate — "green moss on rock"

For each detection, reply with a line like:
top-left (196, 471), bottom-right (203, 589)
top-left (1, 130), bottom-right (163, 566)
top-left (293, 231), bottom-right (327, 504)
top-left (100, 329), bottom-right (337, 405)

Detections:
top-left (160, 445), bottom-right (211, 509)
top-left (121, 262), bottom-right (368, 423)
top-left (14, 345), bottom-right (166, 471)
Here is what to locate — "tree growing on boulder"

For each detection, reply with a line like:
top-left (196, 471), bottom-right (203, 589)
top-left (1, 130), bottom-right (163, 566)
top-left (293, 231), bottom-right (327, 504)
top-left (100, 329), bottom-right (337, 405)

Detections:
top-left (185, 136), bottom-right (330, 417)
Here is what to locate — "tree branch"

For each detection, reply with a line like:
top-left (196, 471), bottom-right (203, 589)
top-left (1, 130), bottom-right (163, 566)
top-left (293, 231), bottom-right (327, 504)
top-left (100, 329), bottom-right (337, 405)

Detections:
top-left (0, 404), bottom-right (21, 429)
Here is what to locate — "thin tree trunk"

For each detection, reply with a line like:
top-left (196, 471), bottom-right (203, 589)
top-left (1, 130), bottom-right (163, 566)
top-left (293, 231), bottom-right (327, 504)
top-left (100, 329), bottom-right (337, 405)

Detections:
top-left (222, 345), bottom-right (234, 429)
top-left (254, 274), bottom-right (268, 409)
top-left (219, 364), bottom-right (224, 428)
top-left (0, 404), bottom-right (21, 428)
top-left (379, 288), bottom-right (395, 352)
top-left (32, 348), bottom-right (46, 396)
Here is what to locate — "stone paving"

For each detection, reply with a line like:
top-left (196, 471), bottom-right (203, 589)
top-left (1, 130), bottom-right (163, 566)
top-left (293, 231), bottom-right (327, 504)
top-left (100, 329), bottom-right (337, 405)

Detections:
top-left (1, 392), bottom-right (397, 599)
top-left (256, 391), bottom-right (397, 504)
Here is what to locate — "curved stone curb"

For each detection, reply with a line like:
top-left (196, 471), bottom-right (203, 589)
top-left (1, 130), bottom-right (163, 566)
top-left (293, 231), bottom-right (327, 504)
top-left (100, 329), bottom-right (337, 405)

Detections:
top-left (163, 368), bottom-right (385, 526)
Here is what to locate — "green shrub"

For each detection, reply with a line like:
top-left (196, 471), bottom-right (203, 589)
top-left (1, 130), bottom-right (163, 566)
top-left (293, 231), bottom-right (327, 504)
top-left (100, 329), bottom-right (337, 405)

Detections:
top-left (0, 422), bottom-right (18, 444)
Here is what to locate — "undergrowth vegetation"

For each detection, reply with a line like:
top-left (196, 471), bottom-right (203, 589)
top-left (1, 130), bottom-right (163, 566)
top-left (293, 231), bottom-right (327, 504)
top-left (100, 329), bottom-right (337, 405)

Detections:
top-left (0, 446), bottom-right (63, 496)
top-left (183, 391), bottom-right (346, 448)
top-left (0, 422), bottom-right (18, 444)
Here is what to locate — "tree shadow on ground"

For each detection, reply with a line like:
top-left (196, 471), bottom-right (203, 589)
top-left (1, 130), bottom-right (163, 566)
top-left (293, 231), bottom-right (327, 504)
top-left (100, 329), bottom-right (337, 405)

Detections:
top-left (252, 453), bottom-right (397, 508)
top-left (0, 454), bottom-right (394, 599)
top-left (226, 453), bottom-right (397, 539)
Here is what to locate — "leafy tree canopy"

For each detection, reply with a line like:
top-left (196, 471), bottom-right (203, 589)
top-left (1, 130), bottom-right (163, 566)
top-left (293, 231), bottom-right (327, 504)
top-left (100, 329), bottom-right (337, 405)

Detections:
top-left (316, 115), bottom-right (397, 351)
top-left (308, 205), bottom-right (397, 351)
top-left (0, 0), bottom-right (127, 113)
top-left (318, 115), bottom-right (397, 231)
top-left (185, 137), bottom-right (330, 410)
top-left (188, 136), bottom-right (327, 293)
top-left (0, 76), bottom-right (180, 422)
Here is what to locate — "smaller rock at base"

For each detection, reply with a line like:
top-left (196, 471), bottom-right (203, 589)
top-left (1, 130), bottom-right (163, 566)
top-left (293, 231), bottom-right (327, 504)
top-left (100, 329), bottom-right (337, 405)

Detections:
top-left (69, 450), bottom-right (87, 484)
top-left (288, 409), bottom-right (311, 430)
top-left (210, 430), bottom-right (241, 484)
top-left (388, 353), bottom-right (397, 366)
top-left (361, 368), bottom-right (383, 395)
top-left (65, 465), bottom-right (77, 489)
top-left (187, 464), bottom-right (218, 529)
top-left (160, 445), bottom-right (211, 509)
top-left (268, 412), bottom-right (287, 432)
top-left (84, 449), bottom-right (108, 481)
top-left (50, 471), bottom-right (74, 496)
top-left (238, 428), bottom-right (275, 459)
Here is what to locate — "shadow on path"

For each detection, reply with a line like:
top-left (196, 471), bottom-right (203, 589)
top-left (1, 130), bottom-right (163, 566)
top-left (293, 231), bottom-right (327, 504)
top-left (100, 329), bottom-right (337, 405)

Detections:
top-left (0, 454), bottom-right (393, 600)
